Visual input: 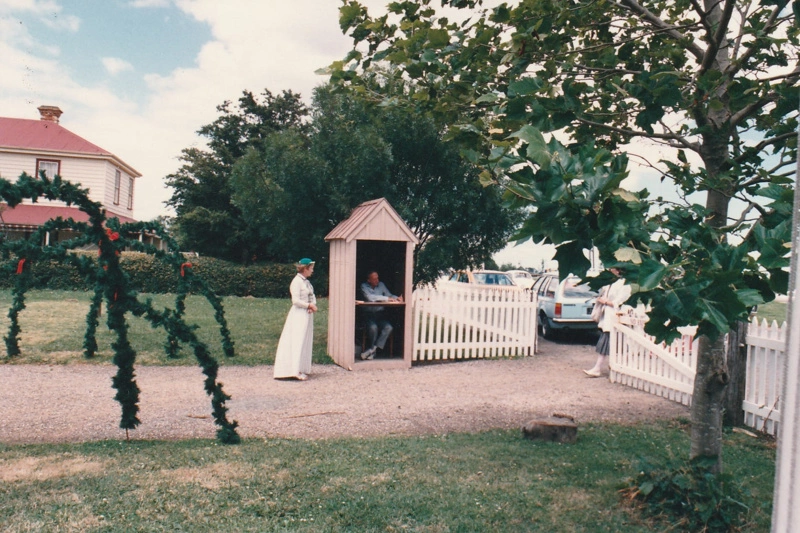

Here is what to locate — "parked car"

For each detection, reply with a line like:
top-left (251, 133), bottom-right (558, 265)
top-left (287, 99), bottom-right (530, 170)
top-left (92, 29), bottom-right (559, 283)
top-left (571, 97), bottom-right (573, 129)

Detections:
top-left (506, 269), bottom-right (536, 290)
top-left (531, 273), bottom-right (598, 338)
top-left (447, 270), bottom-right (521, 289)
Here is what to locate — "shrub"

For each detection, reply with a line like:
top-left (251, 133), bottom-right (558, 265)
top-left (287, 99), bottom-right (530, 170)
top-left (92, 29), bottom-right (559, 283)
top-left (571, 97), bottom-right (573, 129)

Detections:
top-left (622, 457), bottom-right (751, 532)
top-left (0, 252), bottom-right (318, 298)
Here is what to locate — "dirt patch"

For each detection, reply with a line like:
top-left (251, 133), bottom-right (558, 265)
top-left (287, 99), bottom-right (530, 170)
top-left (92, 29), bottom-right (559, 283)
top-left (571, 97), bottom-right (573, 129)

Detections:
top-left (159, 461), bottom-right (250, 489)
top-left (0, 337), bottom-right (688, 444)
top-left (1, 455), bottom-right (108, 482)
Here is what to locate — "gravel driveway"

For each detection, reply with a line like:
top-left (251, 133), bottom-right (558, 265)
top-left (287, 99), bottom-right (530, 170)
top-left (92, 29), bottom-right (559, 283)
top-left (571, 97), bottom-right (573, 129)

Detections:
top-left (0, 338), bottom-right (688, 444)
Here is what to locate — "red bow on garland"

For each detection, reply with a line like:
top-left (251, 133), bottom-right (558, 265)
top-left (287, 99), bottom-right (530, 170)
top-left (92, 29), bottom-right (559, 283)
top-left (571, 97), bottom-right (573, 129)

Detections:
top-left (16, 258), bottom-right (26, 274)
top-left (180, 262), bottom-right (193, 277)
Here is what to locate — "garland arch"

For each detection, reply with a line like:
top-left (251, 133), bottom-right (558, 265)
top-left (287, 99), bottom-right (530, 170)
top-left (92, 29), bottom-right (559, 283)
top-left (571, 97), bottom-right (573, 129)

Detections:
top-left (1, 171), bottom-right (240, 444)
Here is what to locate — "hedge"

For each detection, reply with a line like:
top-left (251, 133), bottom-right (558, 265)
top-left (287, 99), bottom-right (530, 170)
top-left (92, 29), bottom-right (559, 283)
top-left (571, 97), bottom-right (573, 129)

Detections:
top-left (0, 252), bottom-right (328, 298)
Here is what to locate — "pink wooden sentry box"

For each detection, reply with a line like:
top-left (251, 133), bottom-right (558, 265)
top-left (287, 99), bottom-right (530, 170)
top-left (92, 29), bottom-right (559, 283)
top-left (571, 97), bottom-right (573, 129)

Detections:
top-left (325, 198), bottom-right (419, 370)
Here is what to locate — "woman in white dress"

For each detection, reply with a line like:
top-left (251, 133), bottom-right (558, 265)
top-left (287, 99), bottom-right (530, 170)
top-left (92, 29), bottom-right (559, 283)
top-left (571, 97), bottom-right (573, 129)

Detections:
top-left (273, 258), bottom-right (318, 381)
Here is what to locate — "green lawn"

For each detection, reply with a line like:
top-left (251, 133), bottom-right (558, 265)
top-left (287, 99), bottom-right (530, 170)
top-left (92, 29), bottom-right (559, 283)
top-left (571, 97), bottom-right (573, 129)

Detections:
top-left (0, 289), bottom-right (331, 366)
top-left (0, 422), bottom-right (776, 532)
top-left (1, 289), bottom-right (788, 367)
top-left (0, 290), bottom-right (780, 531)
top-left (754, 300), bottom-right (787, 325)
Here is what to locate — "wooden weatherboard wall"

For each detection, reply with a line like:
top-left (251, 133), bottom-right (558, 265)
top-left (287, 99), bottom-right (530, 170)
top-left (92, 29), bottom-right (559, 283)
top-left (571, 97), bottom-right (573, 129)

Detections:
top-left (325, 198), bottom-right (419, 370)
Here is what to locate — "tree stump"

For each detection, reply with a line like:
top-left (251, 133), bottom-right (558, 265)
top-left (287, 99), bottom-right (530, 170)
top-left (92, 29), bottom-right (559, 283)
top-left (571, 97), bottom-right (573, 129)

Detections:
top-left (522, 415), bottom-right (578, 443)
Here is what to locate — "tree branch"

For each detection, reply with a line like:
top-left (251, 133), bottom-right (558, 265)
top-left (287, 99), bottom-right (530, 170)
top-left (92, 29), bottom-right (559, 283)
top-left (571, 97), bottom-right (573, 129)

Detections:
top-left (689, 0), bottom-right (712, 31)
top-left (725, 2), bottom-right (790, 78)
top-left (698, 0), bottom-right (735, 75)
top-left (730, 74), bottom-right (800, 126)
top-left (720, 201), bottom-right (766, 231)
top-left (575, 117), bottom-right (700, 151)
top-left (733, 132), bottom-right (799, 165)
top-left (614, 0), bottom-right (706, 60)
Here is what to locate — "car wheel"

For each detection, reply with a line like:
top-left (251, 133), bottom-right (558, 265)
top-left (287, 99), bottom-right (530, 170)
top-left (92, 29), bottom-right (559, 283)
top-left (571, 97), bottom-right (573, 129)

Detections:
top-left (540, 314), bottom-right (556, 340)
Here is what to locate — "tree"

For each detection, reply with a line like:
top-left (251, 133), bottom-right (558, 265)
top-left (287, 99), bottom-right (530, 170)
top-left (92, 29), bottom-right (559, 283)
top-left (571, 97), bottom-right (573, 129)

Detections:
top-left (332, 0), bottom-right (798, 472)
top-left (165, 90), bottom-right (309, 262)
top-left (227, 84), bottom-right (520, 284)
top-left (373, 100), bottom-right (521, 282)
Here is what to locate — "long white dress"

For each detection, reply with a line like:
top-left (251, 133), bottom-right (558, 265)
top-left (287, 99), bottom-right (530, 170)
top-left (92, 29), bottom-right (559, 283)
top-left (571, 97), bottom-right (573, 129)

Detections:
top-left (273, 273), bottom-right (316, 378)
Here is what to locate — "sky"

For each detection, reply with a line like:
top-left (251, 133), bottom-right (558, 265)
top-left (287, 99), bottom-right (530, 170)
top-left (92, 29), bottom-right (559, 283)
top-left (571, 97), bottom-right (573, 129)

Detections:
top-left (0, 0), bottom-right (693, 270)
top-left (0, 0), bottom-right (373, 219)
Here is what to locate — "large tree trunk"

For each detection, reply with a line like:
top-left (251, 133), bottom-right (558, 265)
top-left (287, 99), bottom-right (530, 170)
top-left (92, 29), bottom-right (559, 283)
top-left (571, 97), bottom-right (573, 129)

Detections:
top-left (690, 335), bottom-right (730, 473)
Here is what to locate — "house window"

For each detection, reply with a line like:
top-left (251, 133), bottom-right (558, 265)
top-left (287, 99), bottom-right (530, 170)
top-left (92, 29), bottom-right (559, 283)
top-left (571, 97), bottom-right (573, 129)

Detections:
top-left (127, 177), bottom-right (134, 210)
top-left (36, 159), bottom-right (60, 179)
top-left (113, 169), bottom-right (121, 205)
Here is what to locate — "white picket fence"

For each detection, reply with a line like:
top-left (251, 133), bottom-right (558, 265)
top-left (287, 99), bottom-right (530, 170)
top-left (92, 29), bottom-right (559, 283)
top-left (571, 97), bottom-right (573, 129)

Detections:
top-left (411, 283), bottom-right (537, 361)
top-left (610, 314), bottom-right (786, 435)
top-left (743, 319), bottom-right (786, 435)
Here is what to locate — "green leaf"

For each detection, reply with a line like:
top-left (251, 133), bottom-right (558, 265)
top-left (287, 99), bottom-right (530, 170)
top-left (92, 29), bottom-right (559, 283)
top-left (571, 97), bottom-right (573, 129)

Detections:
top-left (612, 188), bottom-right (639, 203)
top-left (698, 298), bottom-right (730, 335)
top-left (427, 28), bottom-right (450, 47)
top-left (735, 289), bottom-right (764, 307)
top-left (507, 126), bottom-right (550, 168)
top-left (509, 78), bottom-right (541, 96)
top-left (614, 247), bottom-right (642, 264)
top-left (478, 169), bottom-right (496, 187)
top-left (637, 260), bottom-right (667, 291)
top-left (554, 241), bottom-right (592, 280)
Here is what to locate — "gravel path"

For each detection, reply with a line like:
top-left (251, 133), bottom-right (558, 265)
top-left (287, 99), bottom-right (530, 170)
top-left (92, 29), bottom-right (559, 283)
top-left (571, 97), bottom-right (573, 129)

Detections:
top-left (0, 338), bottom-right (688, 444)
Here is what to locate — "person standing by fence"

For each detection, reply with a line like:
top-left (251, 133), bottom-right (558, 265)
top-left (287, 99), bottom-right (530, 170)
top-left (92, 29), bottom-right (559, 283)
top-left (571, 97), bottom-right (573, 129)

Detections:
top-left (274, 258), bottom-right (318, 381)
top-left (585, 267), bottom-right (631, 377)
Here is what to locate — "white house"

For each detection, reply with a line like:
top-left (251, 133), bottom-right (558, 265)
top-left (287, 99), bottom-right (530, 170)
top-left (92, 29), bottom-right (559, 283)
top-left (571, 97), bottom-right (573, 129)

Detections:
top-left (0, 105), bottom-right (141, 245)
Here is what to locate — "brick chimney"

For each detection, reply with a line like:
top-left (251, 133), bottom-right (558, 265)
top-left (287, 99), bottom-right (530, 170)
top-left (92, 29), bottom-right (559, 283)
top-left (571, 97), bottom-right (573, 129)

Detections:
top-left (37, 105), bottom-right (63, 123)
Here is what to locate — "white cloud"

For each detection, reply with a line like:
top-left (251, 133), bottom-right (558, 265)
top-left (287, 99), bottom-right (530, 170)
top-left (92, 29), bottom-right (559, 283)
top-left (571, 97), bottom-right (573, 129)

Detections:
top-left (0, 0), bottom-right (402, 220)
top-left (0, 0), bottom-right (80, 32)
top-left (0, 0), bottom-right (61, 14)
top-left (102, 57), bottom-right (134, 76)
top-left (129, 0), bottom-right (171, 7)
top-left (39, 12), bottom-right (79, 32)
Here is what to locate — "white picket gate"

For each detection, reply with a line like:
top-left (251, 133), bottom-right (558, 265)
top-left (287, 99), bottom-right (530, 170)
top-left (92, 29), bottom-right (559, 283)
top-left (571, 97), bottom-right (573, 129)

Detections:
top-left (743, 318), bottom-right (785, 435)
top-left (411, 283), bottom-right (537, 361)
top-left (609, 317), bottom-right (697, 407)
top-left (610, 313), bottom-right (786, 435)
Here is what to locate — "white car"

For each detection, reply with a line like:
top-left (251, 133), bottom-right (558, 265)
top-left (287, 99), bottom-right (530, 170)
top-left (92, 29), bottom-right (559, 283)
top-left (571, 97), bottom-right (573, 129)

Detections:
top-left (531, 273), bottom-right (598, 339)
top-left (447, 270), bottom-right (521, 289)
top-left (506, 269), bottom-right (536, 290)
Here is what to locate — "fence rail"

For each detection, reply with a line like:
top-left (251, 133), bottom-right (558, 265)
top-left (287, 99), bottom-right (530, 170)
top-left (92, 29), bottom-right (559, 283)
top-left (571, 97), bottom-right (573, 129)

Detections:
top-left (411, 283), bottom-right (537, 361)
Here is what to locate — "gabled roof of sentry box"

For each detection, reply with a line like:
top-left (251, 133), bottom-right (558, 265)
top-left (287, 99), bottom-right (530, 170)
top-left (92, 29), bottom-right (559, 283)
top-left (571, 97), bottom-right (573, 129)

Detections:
top-left (325, 197), bottom-right (419, 244)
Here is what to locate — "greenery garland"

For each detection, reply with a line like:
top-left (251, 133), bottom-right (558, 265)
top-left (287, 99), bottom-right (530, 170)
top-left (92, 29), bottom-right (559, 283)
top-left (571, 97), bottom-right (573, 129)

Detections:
top-left (0, 171), bottom-right (240, 444)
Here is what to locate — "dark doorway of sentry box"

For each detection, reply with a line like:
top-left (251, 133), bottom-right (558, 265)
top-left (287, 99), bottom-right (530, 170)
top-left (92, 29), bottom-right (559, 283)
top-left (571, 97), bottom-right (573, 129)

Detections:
top-left (355, 239), bottom-right (407, 359)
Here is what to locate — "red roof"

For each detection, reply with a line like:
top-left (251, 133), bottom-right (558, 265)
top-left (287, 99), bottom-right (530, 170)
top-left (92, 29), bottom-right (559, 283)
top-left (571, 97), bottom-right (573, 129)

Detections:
top-left (0, 117), bottom-right (111, 156)
top-left (0, 204), bottom-right (136, 227)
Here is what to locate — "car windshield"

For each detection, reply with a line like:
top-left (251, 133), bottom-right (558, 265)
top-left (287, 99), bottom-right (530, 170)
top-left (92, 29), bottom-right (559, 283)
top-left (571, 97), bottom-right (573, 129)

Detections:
top-left (563, 278), bottom-right (597, 298)
top-left (473, 273), bottom-right (514, 286)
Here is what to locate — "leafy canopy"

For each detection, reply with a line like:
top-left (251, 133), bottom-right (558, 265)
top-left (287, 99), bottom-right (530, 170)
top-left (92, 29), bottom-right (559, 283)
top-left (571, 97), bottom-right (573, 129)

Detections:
top-left (166, 84), bottom-right (520, 284)
top-left (331, 0), bottom-right (798, 342)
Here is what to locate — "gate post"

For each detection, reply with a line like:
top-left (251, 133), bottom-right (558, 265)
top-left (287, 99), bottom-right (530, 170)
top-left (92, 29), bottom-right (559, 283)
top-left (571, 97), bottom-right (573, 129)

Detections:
top-left (723, 321), bottom-right (747, 427)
